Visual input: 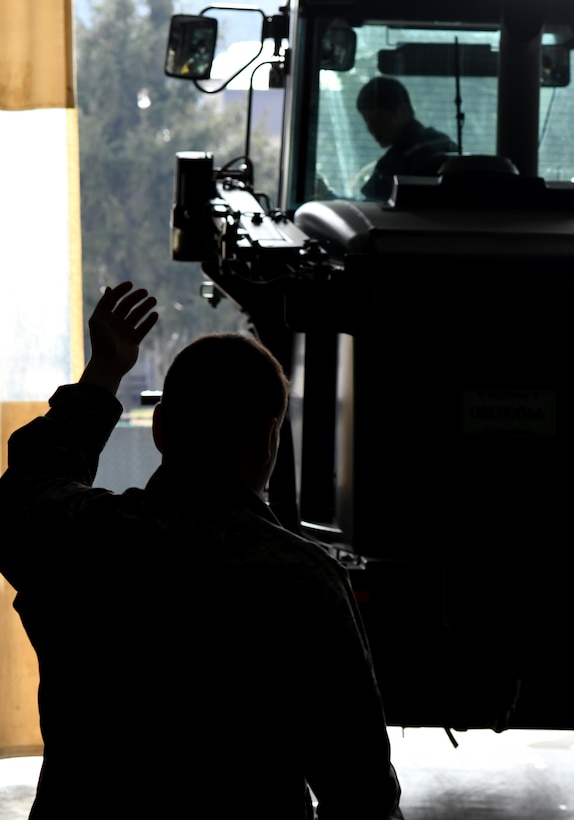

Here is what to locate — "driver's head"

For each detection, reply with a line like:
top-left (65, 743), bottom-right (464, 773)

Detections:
top-left (357, 76), bottom-right (414, 148)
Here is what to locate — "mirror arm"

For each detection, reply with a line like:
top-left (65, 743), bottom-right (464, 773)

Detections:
top-left (194, 42), bottom-right (265, 93)
top-left (244, 60), bottom-right (282, 158)
top-left (200, 3), bottom-right (262, 14)
top-left (193, 5), bottom-right (267, 92)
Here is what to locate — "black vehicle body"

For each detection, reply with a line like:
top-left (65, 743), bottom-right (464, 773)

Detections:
top-left (165, 0), bottom-right (574, 733)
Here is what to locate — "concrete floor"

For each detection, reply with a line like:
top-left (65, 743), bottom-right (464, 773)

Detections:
top-left (1, 728), bottom-right (573, 819)
top-left (388, 727), bottom-right (574, 819)
top-left (0, 756), bottom-right (40, 820)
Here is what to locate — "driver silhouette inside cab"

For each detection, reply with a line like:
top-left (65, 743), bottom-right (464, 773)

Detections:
top-left (357, 75), bottom-right (459, 201)
top-left (181, 39), bottom-right (210, 78)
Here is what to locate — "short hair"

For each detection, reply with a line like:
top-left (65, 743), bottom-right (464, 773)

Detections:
top-left (356, 76), bottom-right (411, 113)
top-left (159, 332), bottom-right (290, 460)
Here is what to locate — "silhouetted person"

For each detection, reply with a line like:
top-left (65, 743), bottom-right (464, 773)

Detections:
top-left (0, 282), bottom-right (405, 819)
top-left (357, 75), bottom-right (458, 200)
top-left (181, 38), bottom-right (210, 77)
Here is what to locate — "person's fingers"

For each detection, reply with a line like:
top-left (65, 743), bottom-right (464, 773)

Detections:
top-left (127, 296), bottom-right (158, 329)
top-left (133, 310), bottom-right (159, 343)
top-left (102, 281), bottom-right (134, 306)
top-left (94, 283), bottom-right (158, 340)
top-left (113, 287), bottom-right (151, 318)
top-left (91, 282), bottom-right (133, 317)
top-left (109, 281), bottom-right (133, 300)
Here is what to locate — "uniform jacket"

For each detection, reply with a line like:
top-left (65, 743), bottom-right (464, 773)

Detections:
top-left (0, 383), bottom-right (403, 819)
top-left (361, 119), bottom-right (458, 200)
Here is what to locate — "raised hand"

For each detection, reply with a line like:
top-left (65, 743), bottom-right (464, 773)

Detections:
top-left (80, 281), bottom-right (159, 395)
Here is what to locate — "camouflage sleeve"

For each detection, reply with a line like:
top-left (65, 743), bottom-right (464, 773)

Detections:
top-left (0, 384), bottom-right (123, 588)
top-left (4, 383), bottom-right (122, 484)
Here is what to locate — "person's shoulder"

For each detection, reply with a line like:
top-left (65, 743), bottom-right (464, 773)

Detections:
top-left (403, 122), bottom-right (458, 168)
top-left (228, 513), bottom-right (352, 611)
top-left (234, 501), bottom-right (344, 573)
top-left (419, 121), bottom-right (457, 146)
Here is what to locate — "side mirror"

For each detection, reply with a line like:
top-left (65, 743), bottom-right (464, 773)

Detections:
top-left (541, 44), bottom-right (570, 87)
top-left (164, 14), bottom-right (218, 80)
top-left (321, 21), bottom-right (357, 72)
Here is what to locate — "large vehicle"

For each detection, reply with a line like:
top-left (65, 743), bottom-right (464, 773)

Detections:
top-left (164, 0), bottom-right (574, 735)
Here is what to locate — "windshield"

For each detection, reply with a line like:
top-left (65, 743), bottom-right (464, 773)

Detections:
top-left (310, 21), bottom-right (573, 202)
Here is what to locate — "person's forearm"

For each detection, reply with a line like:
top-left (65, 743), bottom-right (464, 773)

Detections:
top-left (5, 383), bottom-right (122, 482)
top-left (0, 383), bottom-right (123, 590)
top-left (79, 357), bottom-right (124, 395)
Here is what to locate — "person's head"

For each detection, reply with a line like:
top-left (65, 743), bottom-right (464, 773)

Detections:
top-left (152, 333), bottom-right (290, 493)
top-left (356, 76), bottom-right (414, 148)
